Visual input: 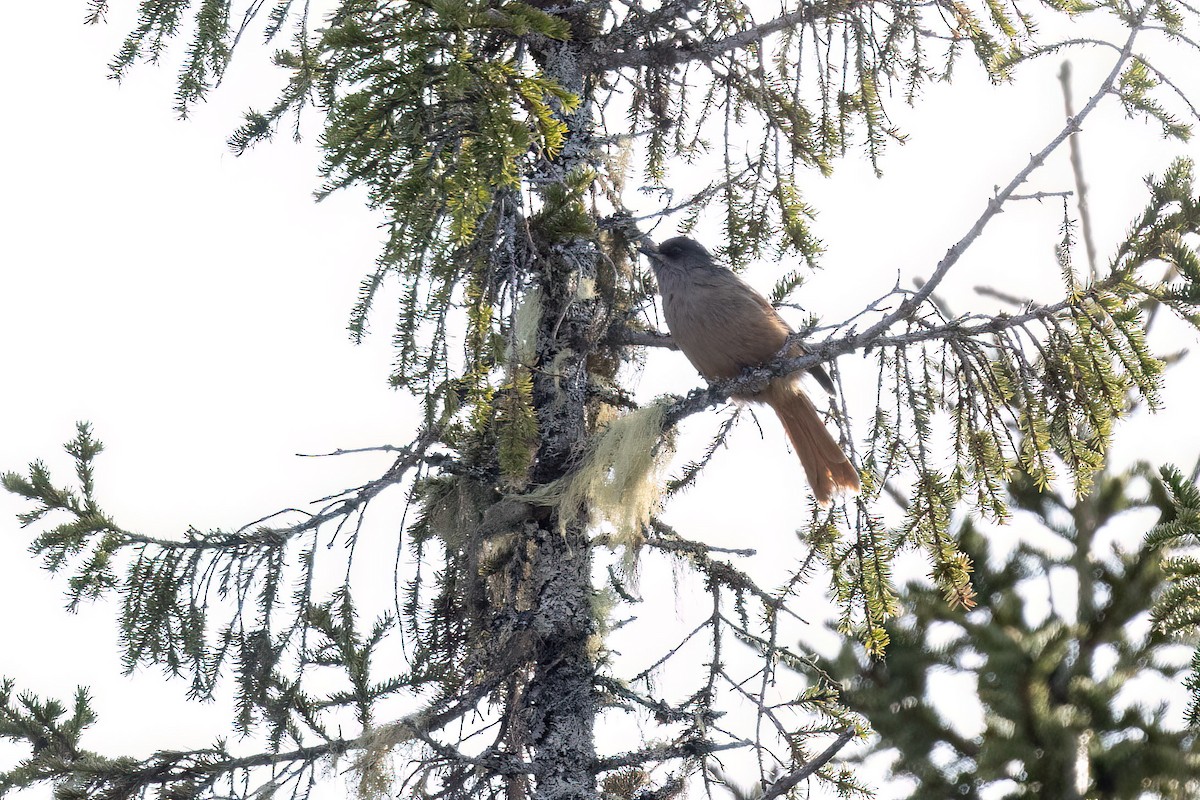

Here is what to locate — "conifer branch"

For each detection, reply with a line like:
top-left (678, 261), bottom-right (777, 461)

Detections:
top-left (134, 429), bottom-right (438, 551)
top-left (594, 675), bottom-right (718, 723)
top-left (8, 1), bottom-right (1200, 798)
top-left (852, 16), bottom-right (1145, 347)
top-left (659, 288), bottom-right (1086, 427)
top-left (654, 19), bottom-right (1154, 436)
top-left (589, 2), bottom-right (871, 70)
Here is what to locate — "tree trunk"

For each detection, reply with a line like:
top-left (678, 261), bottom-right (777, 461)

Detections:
top-left (524, 34), bottom-right (603, 800)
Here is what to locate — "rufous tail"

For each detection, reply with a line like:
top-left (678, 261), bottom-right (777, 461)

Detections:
top-left (763, 379), bottom-right (860, 506)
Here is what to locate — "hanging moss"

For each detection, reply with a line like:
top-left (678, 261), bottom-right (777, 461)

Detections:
top-left (525, 400), bottom-right (674, 546)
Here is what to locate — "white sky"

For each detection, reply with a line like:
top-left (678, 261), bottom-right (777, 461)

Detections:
top-left (2, 3), bottom-right (1199, 799)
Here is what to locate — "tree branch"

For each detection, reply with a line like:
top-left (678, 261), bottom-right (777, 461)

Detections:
top-left (849, 18), bottom-right (1144, 347)
top-left (756, 728), bottom-right (857, 800)
top-left (608, 326), bottom-right (678, 349)
top-left (593, 738), bottom-right (752, 772)
top-left (38, 676), bottom-right (524, 797)
top-left (586, 1), bottom-right (870, 70)
top-left (116, 428), bottom-right (442, 551)
top-left (653, 20), bottom-right (1146, 430)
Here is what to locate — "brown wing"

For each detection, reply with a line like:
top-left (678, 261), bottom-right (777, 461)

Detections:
top-left (663, 270), bottom-right (836, 393)
top-left (661, 270), bottom-right (790, 382)
top-left (741, 280), bottom-right (836, 394)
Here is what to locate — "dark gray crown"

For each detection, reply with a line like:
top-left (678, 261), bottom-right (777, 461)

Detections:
top-left (657, 236), bottom-right (712, 263)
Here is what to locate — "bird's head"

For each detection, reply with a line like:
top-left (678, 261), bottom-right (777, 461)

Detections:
top-left (639, 236), bottom-right (715, 274)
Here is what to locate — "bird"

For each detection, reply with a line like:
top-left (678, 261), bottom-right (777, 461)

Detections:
top-left (640, 236), bottom-right (860, 505)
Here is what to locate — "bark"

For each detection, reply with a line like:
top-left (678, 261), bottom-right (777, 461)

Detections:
top-left (526, 525), bottom-right (597, 800)
top-left (522, 33), bottom-right (605, 800)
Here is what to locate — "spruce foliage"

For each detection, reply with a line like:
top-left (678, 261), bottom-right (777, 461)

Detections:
top-left (4, 0), bottom-right (1200, 799)
top-left (1147, 464), bottom-right (1200, 727)
top-left (834, 462), bottom-right (1200, 799)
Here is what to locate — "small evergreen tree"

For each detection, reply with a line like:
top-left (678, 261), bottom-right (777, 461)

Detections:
top-left (1147, 464), bottom-right (1200, 727)
top-left (834, 462), bottom-right (1199, 799)
top-left (4, 1), bottom-right (1200, 799)
top-left (832, 79), bottom-right (1200, 796)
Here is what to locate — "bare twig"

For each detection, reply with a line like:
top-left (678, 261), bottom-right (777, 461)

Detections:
top-left (609, 327), bottom-right (678, 349)
top-left (1009, 190), bottom-right (1074, 201)
top-left (756, 728), bottom-right (857, 800)
top-left (975, 285), bottom-right (1034, 307)
top-left (661, 286), bottom-right (1086, 427)
top-left (850, 19), bottom-right (1143, 347)
top-left (1059, 61), bottom-right (1100, 278)
top-left (620, 166), bottom-right (759, 224)
top-left (594, 675), bottom-right (720, 723)
top-left (296, 444), bottom-right (410, 457)
top-left (116, 429), bottom-right (443, 551)
top-left (409, 730), bottom-right (533, 776)
top-left (593, 739), bottom-right (753, 772)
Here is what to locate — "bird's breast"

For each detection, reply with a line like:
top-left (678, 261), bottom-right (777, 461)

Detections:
top-left (661, 280), bottom-right (789, 382)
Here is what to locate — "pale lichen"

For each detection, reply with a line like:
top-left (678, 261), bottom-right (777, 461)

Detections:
top-left (527, 400), bottom-right (674, 547)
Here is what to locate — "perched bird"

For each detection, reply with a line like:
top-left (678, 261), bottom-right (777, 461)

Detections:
top-left (641, 236), bottom-right (860, 505)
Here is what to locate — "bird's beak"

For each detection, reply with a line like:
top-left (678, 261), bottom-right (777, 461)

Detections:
top-left (638, 239), bottom-right (660, 259)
